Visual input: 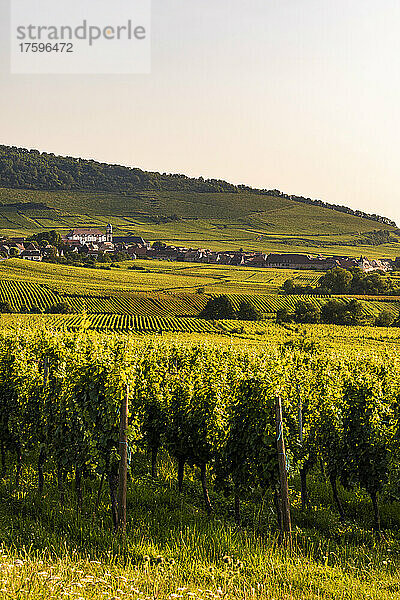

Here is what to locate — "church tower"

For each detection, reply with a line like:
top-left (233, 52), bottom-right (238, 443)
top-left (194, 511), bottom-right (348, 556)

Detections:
top-left (106, 223), bottom-right (113, 243)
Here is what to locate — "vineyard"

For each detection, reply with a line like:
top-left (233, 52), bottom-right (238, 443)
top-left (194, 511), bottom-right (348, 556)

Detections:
top-left (1, 332), bottom-right (400, 520)
top-left (0, 258), bottom-right (329, 296)
top-left (0, 280), bottom-right (210, 316)
top-left (1, 280), bottom-right (400, 330)
top-left (1, 261), bottom-right (400, 599)
top-left (0, 280), bottom-right (59, 310)
top-left (1, 332), bottom-right (400, 558)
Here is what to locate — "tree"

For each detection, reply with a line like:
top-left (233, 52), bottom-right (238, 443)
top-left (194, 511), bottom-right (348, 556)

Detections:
top-left (0, 302), bottom-right (13, 314)
top-left (276, 308), bottom-right (292, 324)
top-left (317, 268), bottom-right (353, 294)
top-left (375, 309), bottom-right (395, 327)
top-left (294, 301), bottom-right (321, 324)
top-left (282, 279), bottom-right (311, 295)
top-left (340, 299), bottom-right (368, 326)
top-left (200, 296), bottom-right (236, 320)
top-left (283, 279), bottom-right (296, 294)
top-left (44, 245), bottom-right (58, 258)
top-left (29, 230), bottom-right (62, 249)
top-left (350, 269), bottom-right (393, 295)
top-left (321, 299), bottom-right (366, 326)
top-left (49, 302), bottom-right (72, 314)
top-left (321, 299), bottom-right (344, 324)
top-left (237, 301), bottom-right (262, 321)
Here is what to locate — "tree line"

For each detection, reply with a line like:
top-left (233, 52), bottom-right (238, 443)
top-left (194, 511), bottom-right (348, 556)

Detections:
top-left (277, 299), bottom-right (397, 327)
top-left (283, 267), bottom-right (400, 296)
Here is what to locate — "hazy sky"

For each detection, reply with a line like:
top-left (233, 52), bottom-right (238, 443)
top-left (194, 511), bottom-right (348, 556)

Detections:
top-left (1, 0), bottom-right (400, 224)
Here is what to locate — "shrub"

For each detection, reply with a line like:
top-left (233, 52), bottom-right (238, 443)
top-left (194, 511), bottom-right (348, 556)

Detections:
top-left (321, 299), bottom-right (367, 326)
top-left (276, 308), bottom-right (293, 324)
top-left (48, 302), bottom-right (72, 314)
top-left (375, 309), bottom-right (395, 327)
top-left (0, 302), bottom-right (13, 314)
top-left (294, 301), bottom-right (321, 324)
top-left (237, 301), bottom-right (263, 321)
top-left (200, 296), bottom-right (236, 320)
top-left (29, 305), bottom-right (42, 314)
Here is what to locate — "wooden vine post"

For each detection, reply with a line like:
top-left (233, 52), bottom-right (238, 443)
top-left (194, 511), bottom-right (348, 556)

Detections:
top-left (276, 395), bottom-right (292, 547)
top-left (117, 382), bottom-right (129, 536)
top-left (38, 357), bottom-right (49, 493)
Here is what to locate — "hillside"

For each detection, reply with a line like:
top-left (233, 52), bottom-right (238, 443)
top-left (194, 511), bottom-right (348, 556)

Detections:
top-left (0, 145), bottom-right (399, 256)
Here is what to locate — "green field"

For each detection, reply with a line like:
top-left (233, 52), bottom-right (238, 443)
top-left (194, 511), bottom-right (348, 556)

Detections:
top-left (1, 260), bottom-right (399, 335)
top-left (1, 186), bottom-right (400, 257)
top-left (1, 145), bottom-right (399, 257)
top-left (0, 258), bottom-right (325, 297)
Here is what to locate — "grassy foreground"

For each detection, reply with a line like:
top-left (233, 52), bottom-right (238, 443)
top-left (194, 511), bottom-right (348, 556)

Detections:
top-left (1, 457), bottom-right (400, 600)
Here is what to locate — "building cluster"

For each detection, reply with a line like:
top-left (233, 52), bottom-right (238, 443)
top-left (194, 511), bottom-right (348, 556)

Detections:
top-left (0, 225), bottom-right (117, 262)
top-left (0, 225), bottom-right (397, 273)
top-left (120, 244), bottom-right (394, 273)
top-left (0, 238), bottom-right (46, 261)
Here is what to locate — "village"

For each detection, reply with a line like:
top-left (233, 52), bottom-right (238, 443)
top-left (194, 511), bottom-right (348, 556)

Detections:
top-left (0, 224), bottom-right (398, 273)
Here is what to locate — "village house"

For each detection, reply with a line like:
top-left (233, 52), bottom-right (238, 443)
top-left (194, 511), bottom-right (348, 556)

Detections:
top-left (127, 245), bottom-right (148, 258)
top-left (65, 224), bottom-right (113, 246)
top-left (20, 249), bottom-right (42, 261)
top-left (128, 236), bottom-right (150, 249)
top-left (266, 253), bottom-right (342, 271)
top-left (266, 253), bottom-right (315, 269)
top-left (245, 253), bottom-right (269, 268)
top-left (182, 249), bottom-right (207, 263)
top-left (8, 242), bottom-right (25, 255)
top-left (0, 244), bottom-right (10, 257)
top-left (153, 245), bottom-right (181, 261)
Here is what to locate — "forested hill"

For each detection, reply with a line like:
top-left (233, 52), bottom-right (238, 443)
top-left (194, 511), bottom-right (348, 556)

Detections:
top-left (0, 145), bottom-right (396, 227)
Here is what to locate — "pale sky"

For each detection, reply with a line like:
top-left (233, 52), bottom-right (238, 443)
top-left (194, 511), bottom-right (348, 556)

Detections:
top-left (1, 0), bottom-right (400, 224)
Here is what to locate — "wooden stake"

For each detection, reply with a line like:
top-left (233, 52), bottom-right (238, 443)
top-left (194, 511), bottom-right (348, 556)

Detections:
top-left (297, 383), bottom-right (303, 444)
top-left (276, 395), bottom-right (292, 546)
top-left (38, 357), bottom-right (49, 493)
top-left (43, 357), bottom-right (49, 389)
top-left (117, 383), bottom-right (129, 535)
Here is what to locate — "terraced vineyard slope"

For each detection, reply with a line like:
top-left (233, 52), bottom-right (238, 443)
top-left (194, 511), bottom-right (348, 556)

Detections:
top-left (0, 146), bottom-right (399, 257)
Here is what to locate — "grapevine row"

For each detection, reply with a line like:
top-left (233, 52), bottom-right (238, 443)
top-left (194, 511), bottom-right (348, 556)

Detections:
top-left (0, 331), bottom-right (399, 533)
